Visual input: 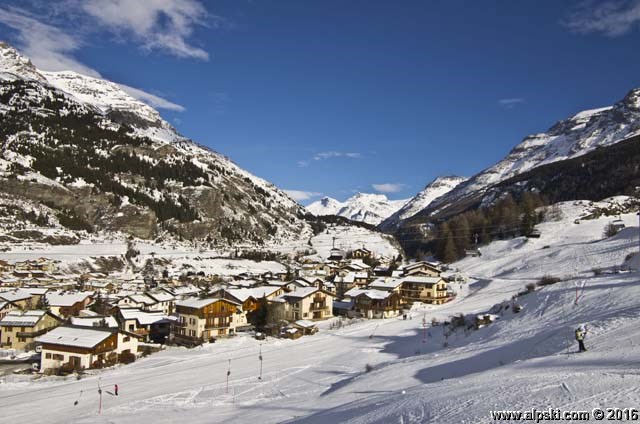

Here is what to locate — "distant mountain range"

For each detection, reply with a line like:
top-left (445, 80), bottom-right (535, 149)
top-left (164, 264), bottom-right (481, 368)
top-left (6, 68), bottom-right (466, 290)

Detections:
top-left (386, 86), bottom-right (640, 249)
top-left (306, 193), bottom-right (409, 225)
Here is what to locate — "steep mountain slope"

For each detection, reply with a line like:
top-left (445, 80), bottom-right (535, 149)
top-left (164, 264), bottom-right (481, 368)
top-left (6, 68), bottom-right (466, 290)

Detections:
top-left (0, 42), bottom-right (306, 244)
top-left (307, 193), bottom-right (409, 225)
top-left (390, 89), bottom-right (640, 231)
top-left (379, 176), bottom-right (466, 230)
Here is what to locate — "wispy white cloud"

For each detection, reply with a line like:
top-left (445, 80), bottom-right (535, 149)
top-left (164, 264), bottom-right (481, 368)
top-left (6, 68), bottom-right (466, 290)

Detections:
top-left (0, 6), bottom-right (100, 77)
top-left (283, 189), bottom-right (323, 202)
top-left (81, 0), bottom-right (212, 60)
top-left (118, 83), bottom-right (185, 112)
top-left (296, 151), bottom-right (362, 167)
top-left (313, 151), bottom-right (362, 161)
top-left (0, 6), bottom-right (185, 111)
top-left (498, 98), bottom-right (525, 108)
top-left (372, 183), bottom-right (405, 193)
top-left (564, 0), bottom-right (640, 37)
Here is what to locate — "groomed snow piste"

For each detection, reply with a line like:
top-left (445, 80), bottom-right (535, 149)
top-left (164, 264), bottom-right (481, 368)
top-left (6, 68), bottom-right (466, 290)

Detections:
top-left (1, 198), bottom-right (639, 423)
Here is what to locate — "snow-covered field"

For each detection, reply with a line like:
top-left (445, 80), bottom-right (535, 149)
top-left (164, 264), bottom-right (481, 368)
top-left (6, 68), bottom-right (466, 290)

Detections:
top-left (1, 198), bottom-right (639, 423)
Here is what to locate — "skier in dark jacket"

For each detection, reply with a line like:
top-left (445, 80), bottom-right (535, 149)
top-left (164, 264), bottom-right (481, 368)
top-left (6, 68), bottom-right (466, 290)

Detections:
top-left (575, 325), bottom-right (587, 352)
top-left (114, 384), bottom-right (119, 396)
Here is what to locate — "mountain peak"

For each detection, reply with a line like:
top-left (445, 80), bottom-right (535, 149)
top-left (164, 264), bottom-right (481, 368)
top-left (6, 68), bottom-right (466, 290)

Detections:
top-left (307, 193), bottom-right (408, 225)
top-left (380, 175), bottom-right (467, 230)
top-left (0, 41), bottom-right (46, 82)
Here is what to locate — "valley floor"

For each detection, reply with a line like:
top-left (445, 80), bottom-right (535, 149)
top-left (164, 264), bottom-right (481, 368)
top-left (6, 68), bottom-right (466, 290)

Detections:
top-left (1, 199), bottom-right (639, 423)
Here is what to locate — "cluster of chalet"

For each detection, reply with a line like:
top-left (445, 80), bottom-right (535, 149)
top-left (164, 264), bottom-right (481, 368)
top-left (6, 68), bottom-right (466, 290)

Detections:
top-left (300, 248), bottom-right (453, 319)
top-left (0, 248), bottom-right (454, 374)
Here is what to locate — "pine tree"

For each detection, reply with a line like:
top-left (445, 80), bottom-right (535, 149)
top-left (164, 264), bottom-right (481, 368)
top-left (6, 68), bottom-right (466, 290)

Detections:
top-left (36, 295), bottom-right (50, 311)
top-left (442, 234), bottom-right (458, 263)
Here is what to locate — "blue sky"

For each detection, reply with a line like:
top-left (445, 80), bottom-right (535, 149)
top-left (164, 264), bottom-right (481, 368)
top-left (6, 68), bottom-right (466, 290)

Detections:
top-left (1, 1), bottom-right (640, 204)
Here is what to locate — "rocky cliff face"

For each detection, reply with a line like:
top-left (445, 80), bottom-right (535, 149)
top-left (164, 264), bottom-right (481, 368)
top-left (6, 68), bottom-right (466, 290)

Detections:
top-left (0, 43), bottom-right (306, 245)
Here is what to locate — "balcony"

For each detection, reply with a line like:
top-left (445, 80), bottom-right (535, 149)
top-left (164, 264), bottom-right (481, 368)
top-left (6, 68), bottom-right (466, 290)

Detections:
top-left (16, 328), bottom-right (49, 338)
top-left (310, 304), bottom-right (328, 311)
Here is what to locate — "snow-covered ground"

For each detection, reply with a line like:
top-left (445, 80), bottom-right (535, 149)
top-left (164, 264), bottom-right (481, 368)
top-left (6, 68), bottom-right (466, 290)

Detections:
top-left (1, 198), bottom-right (639, 423)
top-left (0, 238), bottom-right (286, 276)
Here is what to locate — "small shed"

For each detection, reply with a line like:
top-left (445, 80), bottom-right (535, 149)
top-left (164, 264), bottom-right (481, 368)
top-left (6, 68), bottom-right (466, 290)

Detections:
top-left (293, 320), bottom-right (318, 335)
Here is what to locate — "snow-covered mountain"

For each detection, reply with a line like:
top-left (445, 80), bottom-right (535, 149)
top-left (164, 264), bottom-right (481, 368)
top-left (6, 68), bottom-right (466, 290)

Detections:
top-left (380, 176), bottom-right (466, 230)
top-left (0, 42), bottom-right (306, 244)
top-left (392, 88), bottom-right (640, 228)
top-left (307, 193), bottom-right (409, 225)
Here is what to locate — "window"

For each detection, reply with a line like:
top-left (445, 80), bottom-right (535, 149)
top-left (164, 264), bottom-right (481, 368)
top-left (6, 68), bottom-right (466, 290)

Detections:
top-left (52, 353), bottom-right (64, 361)
top-left (45, 352), bottom-right (51, 359)
top-left (123, 336), bottom-right (130, 342)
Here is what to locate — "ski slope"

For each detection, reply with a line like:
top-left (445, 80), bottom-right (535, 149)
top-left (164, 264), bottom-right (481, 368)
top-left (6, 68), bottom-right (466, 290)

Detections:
top-left (1, 199), bottom-right (639, 423)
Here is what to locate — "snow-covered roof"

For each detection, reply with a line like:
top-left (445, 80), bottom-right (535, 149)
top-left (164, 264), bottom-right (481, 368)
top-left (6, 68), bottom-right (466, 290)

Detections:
top-left (369, 277), bottom-right (402, 290)
top-left (227, 288), bottom-right (256, 302)
top-left (146, 291), bottom-right (174, 302)
top-left (70, 316), bottom-right (118, 328)
top-left (344, 288), bottom-right (391, 300)
top-left (0, 310), bottom-right (47, 326)
top-left (119, 308), bottom-right (169, 325)
top-left (294, 319), bottom-right (317, 328)
top-left (397, 276), bottom-right (443, 285)
top-left (176, 297), bottom-right (239, 309)
top-left (0, 289), bottom-right (32, 302)
top-left (25, 288), bottom-right (48, 295)
top-left (250, 286), bottom-right (282, 299)
top-left (127, 294), bottom-right (156, 305)
top-left (37, 326), bottom-right (114, 348)
top-left (284, 287), bottom-right (319, 299)
top-left (46, 291), bottom-right (93, 306)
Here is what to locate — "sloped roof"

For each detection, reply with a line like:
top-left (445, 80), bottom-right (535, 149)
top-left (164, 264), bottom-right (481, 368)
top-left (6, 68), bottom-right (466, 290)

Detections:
top-left (176, 297), bottom-right (240, 309)
top-left (70, 316), bottom-right (118, 328)
top-left (369, 278), bottom-right (402, 290)
top-left (250, 286), bottom-right (282, 299)
top-left (146, 291), bottom-right (174, 302)
top-left (0, 289), bottom-right (32, 302)
top-left (283, 287), bottom-right (319, 299)
top-left (37, 326), bottom-right (114, 348)
top-left (119, 308), bottom-right (169, 325)
top-left (0, 310), bottom-right (47, 327)
top-left (46, 291), bottom-right (93, 306)
top-left (127, 294), bottom-right (156, 305)
top-left (397, 276), bottom-right (443, 285)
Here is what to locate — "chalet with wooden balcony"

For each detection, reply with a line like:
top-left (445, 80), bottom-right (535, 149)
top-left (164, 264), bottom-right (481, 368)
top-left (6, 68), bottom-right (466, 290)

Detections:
top-left (37, 325), bottom-right (140, 373)
top-left (0, 310), bottom-right (62, 350)
top-left (397, 276), bottom-right (450, 305)
top-left (273, 287), bottom-right (334, 321)
top-left (45, 291), bottom-right (94, 318)
top-left (116, 308), bottom-right (173, 343)
top-left (351, 248), bottom-right (373, 259)
top-left (401, 261), bottom-right (442, 278)
top-left (172, 297), bottom-right (243, 344)
top-left (345, 288), bottom-right (403, 319)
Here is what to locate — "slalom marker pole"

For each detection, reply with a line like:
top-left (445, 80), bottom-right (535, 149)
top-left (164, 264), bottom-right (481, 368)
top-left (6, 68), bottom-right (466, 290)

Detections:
top-left (259, 344), bottom-right (263, 380)
top-left (98, 378), bottom-right (103, 415)
top-left (226, 359), bottom-right (231, 394)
